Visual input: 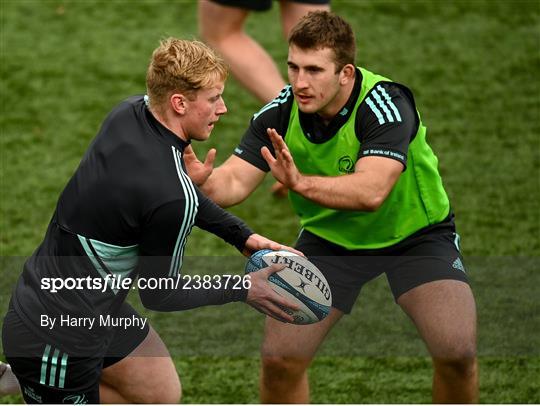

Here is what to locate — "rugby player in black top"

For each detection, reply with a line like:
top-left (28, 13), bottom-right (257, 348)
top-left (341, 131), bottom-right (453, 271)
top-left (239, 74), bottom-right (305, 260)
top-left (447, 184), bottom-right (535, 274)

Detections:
top-left (1, 38), bottom-right (299, 404)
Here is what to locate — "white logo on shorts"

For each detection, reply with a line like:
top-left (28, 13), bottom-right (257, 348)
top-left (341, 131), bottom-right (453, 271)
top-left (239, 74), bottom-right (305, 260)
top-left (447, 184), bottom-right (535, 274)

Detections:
top-left (63, 394), bottom-right (88, 404)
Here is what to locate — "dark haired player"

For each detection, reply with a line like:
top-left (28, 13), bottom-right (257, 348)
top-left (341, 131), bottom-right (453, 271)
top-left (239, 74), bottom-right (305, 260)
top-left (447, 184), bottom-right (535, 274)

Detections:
top-left (186, 11), bottom-right (478, 404)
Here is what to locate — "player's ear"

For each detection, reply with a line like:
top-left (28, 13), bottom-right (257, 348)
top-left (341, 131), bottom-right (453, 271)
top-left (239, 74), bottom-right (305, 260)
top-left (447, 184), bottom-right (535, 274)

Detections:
top-left (170, 93), bottom-right (187, 115)
top-left (339, 64), bottom-right (356, 86)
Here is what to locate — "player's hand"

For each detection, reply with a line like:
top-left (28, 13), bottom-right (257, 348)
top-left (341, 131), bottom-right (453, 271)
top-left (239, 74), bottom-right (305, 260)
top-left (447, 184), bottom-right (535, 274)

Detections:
top-left (242, 233), bottom-right (304, 257)
top-left (183, 145), bottom-right (216, 186)
top-left (246, 263), bottom-right (300, 323)
top-left (261, 128), bottom-right (303, 191)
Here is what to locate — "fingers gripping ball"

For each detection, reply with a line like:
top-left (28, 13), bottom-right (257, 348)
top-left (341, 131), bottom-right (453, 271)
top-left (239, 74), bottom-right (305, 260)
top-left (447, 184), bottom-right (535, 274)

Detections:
top-left (246, 250), bottom-right (332, 324)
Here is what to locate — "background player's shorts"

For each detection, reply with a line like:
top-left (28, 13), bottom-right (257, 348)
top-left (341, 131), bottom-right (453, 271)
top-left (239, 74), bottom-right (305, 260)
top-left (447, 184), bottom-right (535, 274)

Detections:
top-left (296, 216), bottom-right (469, 314)
top-left (209, 0), bottom-right (330, 12)
top-left (2, 302), bottom-right (149, 404)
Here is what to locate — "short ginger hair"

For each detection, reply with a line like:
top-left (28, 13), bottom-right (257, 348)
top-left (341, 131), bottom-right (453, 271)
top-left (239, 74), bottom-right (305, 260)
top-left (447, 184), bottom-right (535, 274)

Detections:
top-left (146, 38), bottom-right (228, 111)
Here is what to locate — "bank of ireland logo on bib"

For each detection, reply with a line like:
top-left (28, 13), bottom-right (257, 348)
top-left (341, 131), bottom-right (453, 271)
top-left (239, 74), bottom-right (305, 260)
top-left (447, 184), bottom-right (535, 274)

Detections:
top-left (338, 155), bottom-right (354, 173)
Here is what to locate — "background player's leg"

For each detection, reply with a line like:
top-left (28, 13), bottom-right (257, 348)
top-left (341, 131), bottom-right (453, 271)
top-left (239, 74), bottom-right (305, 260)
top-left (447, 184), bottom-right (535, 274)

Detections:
top-left (397, 280), bottom-right (478, 403)
top-left (99, 327), bottom-right (181, 403)
top-left (198, 1), bottom-right (285, 104)
top-left (278, 0), bottom-right (331, 37)
top-left (260, 308), bottom-right (343, 403)
top-left (269, 0), bottom-right (330, 197)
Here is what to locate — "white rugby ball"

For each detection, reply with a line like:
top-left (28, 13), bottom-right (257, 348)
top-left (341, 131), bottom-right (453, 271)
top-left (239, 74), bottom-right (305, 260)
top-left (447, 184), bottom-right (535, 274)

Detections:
top-left (245, 250), bottom-right (332, 324)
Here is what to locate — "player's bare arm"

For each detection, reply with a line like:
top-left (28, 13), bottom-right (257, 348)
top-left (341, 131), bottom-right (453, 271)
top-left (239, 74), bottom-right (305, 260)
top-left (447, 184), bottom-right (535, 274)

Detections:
top-left (185, 147), bottom-right (266, 207)
top-left (261, 128), bottom-right (403, 211)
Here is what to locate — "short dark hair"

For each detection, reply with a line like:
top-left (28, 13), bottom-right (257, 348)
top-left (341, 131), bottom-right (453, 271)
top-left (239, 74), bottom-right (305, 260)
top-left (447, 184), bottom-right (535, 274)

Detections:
top-left (288, 11), bottom-right (356, 72)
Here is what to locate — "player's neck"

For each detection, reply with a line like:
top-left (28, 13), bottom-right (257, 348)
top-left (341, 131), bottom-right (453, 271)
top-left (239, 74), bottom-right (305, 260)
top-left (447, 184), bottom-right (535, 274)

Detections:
top-left (149, 107), bottom-right (189, 143)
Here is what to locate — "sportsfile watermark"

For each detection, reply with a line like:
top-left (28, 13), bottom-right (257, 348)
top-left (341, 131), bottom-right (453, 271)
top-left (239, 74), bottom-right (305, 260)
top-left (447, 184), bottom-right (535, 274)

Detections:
top-left (1, 256), bottom-right (538, 357)
top-left (40, 274), bottom-right (252, 293)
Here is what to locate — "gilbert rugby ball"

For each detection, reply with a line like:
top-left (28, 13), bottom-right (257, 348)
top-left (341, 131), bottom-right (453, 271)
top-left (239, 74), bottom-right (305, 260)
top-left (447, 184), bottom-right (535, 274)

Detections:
top-left (245, 250), bottom-right (332, 324)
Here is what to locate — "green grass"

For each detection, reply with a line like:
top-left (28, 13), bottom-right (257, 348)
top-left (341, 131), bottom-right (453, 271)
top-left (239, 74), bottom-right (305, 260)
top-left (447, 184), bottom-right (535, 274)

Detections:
top-left (1, 0), bottom-right (539, 403)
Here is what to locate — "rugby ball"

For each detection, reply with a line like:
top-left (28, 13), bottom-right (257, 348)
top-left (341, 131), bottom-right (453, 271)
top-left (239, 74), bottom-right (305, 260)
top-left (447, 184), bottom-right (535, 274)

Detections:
top-left (245, 250), bottom-right (332, 324)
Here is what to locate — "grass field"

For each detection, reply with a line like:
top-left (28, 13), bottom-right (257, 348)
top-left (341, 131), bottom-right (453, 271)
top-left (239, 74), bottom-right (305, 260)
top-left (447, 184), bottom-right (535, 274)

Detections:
top-left (1, 0), bottom-right (539, 403)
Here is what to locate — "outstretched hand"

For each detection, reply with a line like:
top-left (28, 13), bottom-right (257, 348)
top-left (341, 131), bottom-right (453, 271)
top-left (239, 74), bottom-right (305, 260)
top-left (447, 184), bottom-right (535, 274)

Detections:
top-left (246, 263), bottom-right (300, 323)
top-left (183, 145), bottom-right (216, 186)
top-left (261, 128), bottom-right (302, 190)
top-left (242, 233), bottom-right (304, 257)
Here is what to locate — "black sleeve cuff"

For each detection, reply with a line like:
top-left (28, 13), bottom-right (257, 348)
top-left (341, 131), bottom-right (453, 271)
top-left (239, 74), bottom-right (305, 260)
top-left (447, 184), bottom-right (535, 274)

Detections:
top-left (226, 222), bottom-right (254, 252)
top-left (226, 284), bottom-right (249, 302)
top-left (233, 144), bottom-right (270, 173)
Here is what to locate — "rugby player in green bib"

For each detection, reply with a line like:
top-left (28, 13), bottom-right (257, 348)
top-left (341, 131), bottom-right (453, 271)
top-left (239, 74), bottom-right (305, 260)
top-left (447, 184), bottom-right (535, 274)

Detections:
top-left (187, 10), bottom-right (478, 403)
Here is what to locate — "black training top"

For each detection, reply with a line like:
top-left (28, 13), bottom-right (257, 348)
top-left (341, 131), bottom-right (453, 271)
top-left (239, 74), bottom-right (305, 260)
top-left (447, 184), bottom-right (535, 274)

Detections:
top-left (11, 95), bottom-right (252, 355)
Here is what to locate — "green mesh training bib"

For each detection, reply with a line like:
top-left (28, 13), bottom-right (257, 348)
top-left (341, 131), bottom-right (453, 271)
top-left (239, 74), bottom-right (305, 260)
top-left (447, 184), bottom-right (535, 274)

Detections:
top-left (285, 67), bottom-right (450, 249)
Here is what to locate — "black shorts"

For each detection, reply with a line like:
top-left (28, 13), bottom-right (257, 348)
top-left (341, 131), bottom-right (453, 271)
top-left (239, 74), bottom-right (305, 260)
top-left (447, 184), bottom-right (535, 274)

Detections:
top-left (295, 217), bottom-right (469, 314)
top-left (2, 302), bottom-right (149, 404)
top-left (210, 0), bottom-right (330, 12)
